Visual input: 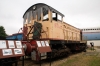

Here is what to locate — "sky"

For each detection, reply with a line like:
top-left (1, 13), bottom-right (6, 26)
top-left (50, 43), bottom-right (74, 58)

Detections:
top-left (0, 0), bottom-right (100, 35)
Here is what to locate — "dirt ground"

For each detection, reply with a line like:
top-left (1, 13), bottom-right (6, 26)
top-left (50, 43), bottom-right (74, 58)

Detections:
top-left (17, 55), bottom-right (69, 66)
top-left (17, 47), bottom-right (100, 66)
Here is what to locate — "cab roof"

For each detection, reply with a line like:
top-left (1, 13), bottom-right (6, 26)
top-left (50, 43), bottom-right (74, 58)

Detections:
top-left (23, 3), bottom-right (64, 18)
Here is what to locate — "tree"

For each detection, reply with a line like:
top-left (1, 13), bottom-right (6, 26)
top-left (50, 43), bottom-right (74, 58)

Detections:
top-left (0, 26), bottom-right (7, 40)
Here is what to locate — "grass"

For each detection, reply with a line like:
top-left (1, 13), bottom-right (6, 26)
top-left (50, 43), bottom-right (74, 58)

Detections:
top-left (89, 56), bottom-right (100, 66)
top-left (59, 52), bottom-right (100, 66)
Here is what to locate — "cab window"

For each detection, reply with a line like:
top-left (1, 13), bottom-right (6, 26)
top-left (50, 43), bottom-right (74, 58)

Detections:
top-left (43, 8), bottom-right (49, 21)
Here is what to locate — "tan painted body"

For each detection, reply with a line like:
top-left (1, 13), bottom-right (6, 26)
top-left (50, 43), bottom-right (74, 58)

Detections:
top-left (24, 19), bottom-right (81, 42)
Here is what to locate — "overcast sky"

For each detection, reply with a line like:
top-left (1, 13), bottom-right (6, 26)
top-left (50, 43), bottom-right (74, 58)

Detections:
top-left (0, 0), bottom-right (100, 35)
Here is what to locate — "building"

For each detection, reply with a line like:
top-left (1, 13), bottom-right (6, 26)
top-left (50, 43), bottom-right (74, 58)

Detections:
top-left (6, 33), bottom-right (23, 40)
top-left (81, 27), bottom-right (100, 46)
top-left (82, 27), bottom-right (100, 40)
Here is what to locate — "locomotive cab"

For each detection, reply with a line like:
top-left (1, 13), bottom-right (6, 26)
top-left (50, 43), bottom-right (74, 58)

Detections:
top-left (23, 3), bottom-right (64, 40)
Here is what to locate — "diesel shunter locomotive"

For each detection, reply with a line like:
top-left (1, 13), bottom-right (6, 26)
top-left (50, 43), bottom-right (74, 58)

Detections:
top-left (22, 3), bottom-right (87, 61)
